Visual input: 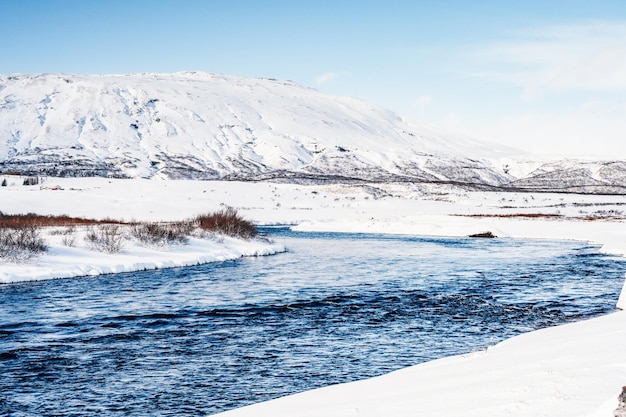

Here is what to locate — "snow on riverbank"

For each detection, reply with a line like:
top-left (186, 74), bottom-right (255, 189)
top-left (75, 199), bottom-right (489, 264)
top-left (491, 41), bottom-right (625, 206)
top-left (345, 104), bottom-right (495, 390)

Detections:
top-left (0, 229), bottom-right (284, 284)
top-left (2, 176), bottom-right (626, 415)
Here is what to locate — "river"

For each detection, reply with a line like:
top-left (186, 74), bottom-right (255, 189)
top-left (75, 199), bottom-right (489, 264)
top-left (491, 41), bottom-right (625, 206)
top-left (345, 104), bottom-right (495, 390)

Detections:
top-left (1, 228), bottom-right (625, 416)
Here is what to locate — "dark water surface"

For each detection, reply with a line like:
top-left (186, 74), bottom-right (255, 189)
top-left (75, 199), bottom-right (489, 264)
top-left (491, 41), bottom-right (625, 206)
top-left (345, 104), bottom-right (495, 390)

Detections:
top-left (1, 228), bottom-right (625, 416)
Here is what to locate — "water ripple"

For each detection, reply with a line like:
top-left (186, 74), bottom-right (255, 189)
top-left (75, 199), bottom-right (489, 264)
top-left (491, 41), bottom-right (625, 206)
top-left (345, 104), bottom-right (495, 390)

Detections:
top-left (1, 228), bottom-right (625, 416)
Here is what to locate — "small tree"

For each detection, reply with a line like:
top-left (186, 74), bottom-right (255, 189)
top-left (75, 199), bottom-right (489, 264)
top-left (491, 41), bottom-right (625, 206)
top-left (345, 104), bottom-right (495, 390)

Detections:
top-left (1, 179), bottom-right (6, 187)
top-left (22, 177), bottom-right (39, 186)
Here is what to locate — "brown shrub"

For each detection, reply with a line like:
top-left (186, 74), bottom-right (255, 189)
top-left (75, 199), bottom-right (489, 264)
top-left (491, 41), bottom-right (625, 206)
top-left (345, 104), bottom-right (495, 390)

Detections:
top-left (0, 212), bottom-right (124, 229)
top-left (195, 207), bottom-right (257, 239)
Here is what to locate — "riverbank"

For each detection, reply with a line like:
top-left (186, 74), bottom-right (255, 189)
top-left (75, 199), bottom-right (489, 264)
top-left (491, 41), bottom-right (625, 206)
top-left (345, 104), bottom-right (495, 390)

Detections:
top-left (0, 230), bottom-right (285, 284)
top-left (216, 310), bottom-right (626, 417)
top-left (2, 177), bottom-right (626, 415)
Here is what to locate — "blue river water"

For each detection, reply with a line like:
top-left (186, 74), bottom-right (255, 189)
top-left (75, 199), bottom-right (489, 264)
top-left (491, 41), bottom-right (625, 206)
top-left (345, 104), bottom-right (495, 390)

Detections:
top-left (1, 228), bottom-right (625, 416)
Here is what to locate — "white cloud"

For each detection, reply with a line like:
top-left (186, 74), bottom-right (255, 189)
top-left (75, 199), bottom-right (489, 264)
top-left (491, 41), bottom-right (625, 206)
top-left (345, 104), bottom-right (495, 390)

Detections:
top-left (477, 21), bottom-right (626, 98)
top-left (315, 71), bottom-right (349, 85)
top-left (454, 21), bottom-right (626, 159)
top-left (415, 95), bottom-right (432, 109)
top-left (443, 112), bottom-right (461, 130)
top-left (469, 98), bottom-right (626, 159)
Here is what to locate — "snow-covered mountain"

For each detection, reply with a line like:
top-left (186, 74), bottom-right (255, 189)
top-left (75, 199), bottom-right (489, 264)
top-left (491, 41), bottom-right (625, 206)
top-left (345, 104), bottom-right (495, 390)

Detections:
top-left (1, 72), bottom-right (625, 193)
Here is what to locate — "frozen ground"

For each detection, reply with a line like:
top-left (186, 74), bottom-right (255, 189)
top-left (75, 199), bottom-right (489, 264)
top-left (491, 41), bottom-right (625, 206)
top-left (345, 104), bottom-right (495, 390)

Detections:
top-left (2, 175), bottom-right (626, 416)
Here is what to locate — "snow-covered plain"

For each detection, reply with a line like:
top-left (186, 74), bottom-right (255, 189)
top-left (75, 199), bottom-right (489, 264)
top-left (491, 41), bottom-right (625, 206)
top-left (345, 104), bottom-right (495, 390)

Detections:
top-left (2, 176), bottom-right (626, 416)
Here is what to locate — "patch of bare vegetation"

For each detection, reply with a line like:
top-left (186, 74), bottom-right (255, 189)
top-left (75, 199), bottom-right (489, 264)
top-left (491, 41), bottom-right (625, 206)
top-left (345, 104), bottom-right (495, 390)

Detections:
top-left (195, 207), bottom-right (258, 239)
top-left (458, 213), bottom-right (564, 219)
top-left (0, 226), bottom-right (47, 262)
top-left (84, 224), bottom-right (126, 253)
top-left (456, 212), bottom-right (625, 221)
top-left (0, 207), bottom-right (258, 261)
top-left (49, 226), bottom-right (77, 247)
top-left (129, 221), bottom-right (193, 246)
top-left (0, 212), bottom-right (124, 228)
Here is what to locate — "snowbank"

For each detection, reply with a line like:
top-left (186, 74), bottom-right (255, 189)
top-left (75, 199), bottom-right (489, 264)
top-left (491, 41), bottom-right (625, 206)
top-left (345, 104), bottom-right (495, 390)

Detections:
top-left (217, 310), bottom-right (626, 417)
top-left (0, 230), bottom-right (285, 284)
top-left (617, 280), bottom-right (626, 311)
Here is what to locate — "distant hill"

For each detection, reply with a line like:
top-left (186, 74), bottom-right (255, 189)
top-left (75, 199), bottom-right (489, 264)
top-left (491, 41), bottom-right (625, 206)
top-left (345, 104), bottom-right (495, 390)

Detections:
top-left (1, 72), bottom-right (625, 193)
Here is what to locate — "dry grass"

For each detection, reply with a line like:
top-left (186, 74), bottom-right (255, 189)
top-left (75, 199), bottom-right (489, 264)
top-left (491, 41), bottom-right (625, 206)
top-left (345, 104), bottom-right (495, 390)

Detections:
top-left (0, 212), bottom-right (125, 228)
top-left (457, 213), bottom-right (564, 219)
top-left (0, 208), bottom-right (258, 261)
top-left (455, 212), bottom-right (624, 221)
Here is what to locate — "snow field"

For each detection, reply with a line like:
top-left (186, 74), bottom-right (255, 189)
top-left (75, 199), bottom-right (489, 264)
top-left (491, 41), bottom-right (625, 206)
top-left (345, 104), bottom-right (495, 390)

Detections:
top-left (0, 227), bottom-right (285, 284)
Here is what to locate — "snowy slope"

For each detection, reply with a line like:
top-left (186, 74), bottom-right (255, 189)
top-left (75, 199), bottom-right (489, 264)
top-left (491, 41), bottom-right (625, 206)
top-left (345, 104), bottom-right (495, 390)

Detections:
top-left (1, 72), bottom-right (626, 192)
top-left (506, 160), bottom-right (626, 193)
top-left (0, 72), bottom-right (515, 185)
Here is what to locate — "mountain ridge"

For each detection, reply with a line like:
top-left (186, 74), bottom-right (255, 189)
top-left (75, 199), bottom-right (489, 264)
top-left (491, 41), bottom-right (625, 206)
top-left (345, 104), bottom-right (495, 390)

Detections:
top-left (1, 72), bottom-right (625, 194)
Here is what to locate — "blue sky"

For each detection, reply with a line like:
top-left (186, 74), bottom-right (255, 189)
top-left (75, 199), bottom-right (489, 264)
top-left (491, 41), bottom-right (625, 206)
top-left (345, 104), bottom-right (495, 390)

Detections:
top-left (2, 0), bottom-right (626, 157)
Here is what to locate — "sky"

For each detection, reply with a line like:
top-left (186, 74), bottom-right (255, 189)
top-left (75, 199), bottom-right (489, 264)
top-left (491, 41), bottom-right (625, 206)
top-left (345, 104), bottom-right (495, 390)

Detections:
top-left (2, 0), bottom-right (626, 159)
